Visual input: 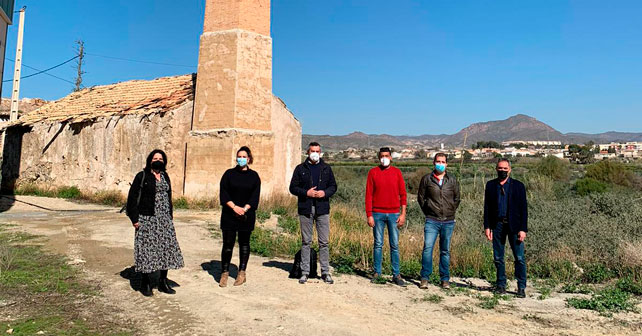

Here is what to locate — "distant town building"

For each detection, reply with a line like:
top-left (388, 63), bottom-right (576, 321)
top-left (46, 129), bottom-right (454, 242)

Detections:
top-left (501, 140), bottom-right (562, 147)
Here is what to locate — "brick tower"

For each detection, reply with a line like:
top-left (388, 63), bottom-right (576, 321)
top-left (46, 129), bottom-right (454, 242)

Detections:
top-left (184, 0), bottom-right (300, 198)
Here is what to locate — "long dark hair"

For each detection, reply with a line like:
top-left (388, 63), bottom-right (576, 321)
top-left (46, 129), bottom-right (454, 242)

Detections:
top-left (144, 149), bottom-right (168, 172)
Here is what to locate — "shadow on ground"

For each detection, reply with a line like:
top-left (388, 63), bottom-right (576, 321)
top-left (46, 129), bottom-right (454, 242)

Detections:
top-left (201, 260), bottom-right (238, 283)
top-left (119, 266), bottom-right (180, 292)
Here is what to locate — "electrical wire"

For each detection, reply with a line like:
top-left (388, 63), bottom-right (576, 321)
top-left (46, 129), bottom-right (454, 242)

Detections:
top-left (4, 57), bottom-right (76, 84)
top-left (85, 52), bottom-right (196, 68)
top-left (3, 56), bottom-right (79, 82)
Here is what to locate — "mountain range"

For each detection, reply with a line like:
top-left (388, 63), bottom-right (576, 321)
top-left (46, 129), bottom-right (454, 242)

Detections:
top-left (303, 114), bottom-right (642, 151)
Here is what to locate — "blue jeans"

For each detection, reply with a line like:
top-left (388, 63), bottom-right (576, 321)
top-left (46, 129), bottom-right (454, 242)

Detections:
top-left (421, 218), bottom-right (455, 281)
top-left (372, 212), bottom-right (400, 276)
top-left (492, 221), bottom-right (527, 289)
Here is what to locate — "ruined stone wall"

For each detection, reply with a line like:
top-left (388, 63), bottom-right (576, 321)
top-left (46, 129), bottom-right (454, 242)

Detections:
top-left (271, 97), bottom-right (301, 193)
top-left (182, 94), bottom-right (300, 199)
top-left (13, 102), bottom-right (193, 196)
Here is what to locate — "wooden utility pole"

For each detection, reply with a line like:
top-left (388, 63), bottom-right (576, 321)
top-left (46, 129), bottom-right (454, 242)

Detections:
top-left (9, 7), bottom-right (26, 121)
top-left (74, 40), bottom-right (85, 92)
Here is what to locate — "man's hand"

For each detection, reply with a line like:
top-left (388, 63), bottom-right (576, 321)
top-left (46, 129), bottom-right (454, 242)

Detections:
top-left (484, 228), bottom-right (492, 241)
top-left (396, 214), bottom-right (406, 228)
top-left (315, 190), bottom-right (326, 198)
top-left (306, 187), bottom-right (317, 197)
top-left (367, 216), bottom-right (375, 228)
top-left (518, 231), bottom-right (527, 242)
top-left (133, 222), bottom-right (140, 229)
top-left (233, 206), bottom-right (246, 216)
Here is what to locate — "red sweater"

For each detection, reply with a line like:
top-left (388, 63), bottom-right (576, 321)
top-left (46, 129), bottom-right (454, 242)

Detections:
top-left (365, 166), bottom-right (407, 217)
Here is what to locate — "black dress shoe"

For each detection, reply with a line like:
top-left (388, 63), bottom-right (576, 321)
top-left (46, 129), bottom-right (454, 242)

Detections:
top-left (493, 286), bottom-right (506, 294)
top-left (516, 288), bottom-right (526, 298)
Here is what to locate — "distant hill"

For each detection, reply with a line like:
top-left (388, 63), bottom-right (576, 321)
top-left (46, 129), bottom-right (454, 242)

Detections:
top-left (303, 114), bottom-right (642, 151)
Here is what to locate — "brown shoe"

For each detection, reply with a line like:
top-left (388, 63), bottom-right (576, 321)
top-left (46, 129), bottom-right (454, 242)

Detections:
top-left (219, 272), bottom-right (229, 287)
top-left (234, 271), bottom-right (246, 286)
top-left (420, 279), bottom-right (430, 289)
top-left (440, 281), bottom-right (450, 289)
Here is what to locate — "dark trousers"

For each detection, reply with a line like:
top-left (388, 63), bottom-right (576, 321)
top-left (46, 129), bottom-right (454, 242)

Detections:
top-left (492, 221), bottom-right (527, 289)
top-left (221, 230), bottom-right (252, 272)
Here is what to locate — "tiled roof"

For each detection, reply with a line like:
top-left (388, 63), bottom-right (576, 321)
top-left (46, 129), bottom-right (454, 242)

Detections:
top-left (2, 74), bottom-right (194, 128)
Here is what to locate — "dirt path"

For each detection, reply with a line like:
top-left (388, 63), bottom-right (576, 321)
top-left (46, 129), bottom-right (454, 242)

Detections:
top-left (1, 195), bottom-right (641, 336)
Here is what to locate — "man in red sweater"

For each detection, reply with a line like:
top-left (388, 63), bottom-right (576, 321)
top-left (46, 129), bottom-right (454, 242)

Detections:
top-left (366, 147), bottom-right (407, 286)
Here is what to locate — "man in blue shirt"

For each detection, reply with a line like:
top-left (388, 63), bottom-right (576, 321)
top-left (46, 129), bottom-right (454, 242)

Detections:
top-left (483, 159), bottom-right (528, 298)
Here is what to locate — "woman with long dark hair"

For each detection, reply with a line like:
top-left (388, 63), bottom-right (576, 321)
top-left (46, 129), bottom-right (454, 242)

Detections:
top-left (126, 149), bottom-right (184, 296)
top-left (218, 146), bottom-right (261, 287)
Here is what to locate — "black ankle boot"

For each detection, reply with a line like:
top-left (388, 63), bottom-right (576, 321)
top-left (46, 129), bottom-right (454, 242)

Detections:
top-left (141, 273), bottom-right (153, 297)
top-left (158, 270), bottom-right (176, 295)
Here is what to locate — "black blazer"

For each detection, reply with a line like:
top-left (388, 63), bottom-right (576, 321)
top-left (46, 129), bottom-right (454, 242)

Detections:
top-left (483, 178), bottom-right (528, 233)
top-left (289, 159), bottom-right (337, 215)
top-left (126, 170), bottom-right (173, 224)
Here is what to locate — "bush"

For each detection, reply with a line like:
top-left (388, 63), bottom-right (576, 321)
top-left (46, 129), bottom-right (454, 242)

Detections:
top-left (586, 161), bottom-right (639, 188)
top-left (56, 186), bottom-right (82, 199)
top-left (575, 177), bottom-right (608, 196)
top-left (566, 287), bottom-right (638, 315)
top-left (616, 277), bottom-right (642, 296)
top-left (277, 216), bottom-right (299, 234)
top-left (173, 197), bottom-right (189, 209)
top-left (582, 264), bottom-right (616, 283)
top-left (256, 209), bottom-right (271, 223)
top-left (536, 156), bottom-right (570, 181)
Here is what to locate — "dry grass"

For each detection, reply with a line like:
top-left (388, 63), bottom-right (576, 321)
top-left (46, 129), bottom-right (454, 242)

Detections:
top-left (619, 241), bottom-right (642, 270)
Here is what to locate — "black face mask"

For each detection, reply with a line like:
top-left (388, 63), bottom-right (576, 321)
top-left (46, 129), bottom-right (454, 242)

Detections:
top-left (497, 170), bottom-right (509, 181)
top-left (151, 161), bottom-right (165, 171)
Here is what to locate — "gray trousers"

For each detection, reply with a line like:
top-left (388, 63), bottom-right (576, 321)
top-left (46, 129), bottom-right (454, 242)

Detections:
top-left (299, 206), bottom-right (330, 275)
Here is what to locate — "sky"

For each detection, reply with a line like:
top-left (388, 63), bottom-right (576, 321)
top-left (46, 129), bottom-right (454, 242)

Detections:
top-left (2, 0), bottom-right (641, 135)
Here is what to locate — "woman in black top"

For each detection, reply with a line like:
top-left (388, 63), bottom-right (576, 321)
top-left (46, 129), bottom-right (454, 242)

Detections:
top-left (219, 146), bottom-right (261, 287)
top-left (126, 149), bottom-right (184, 296)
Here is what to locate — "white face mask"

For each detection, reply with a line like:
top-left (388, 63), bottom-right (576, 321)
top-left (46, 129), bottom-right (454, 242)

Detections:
top-left (309, 152), bottom-right (320, 162)
top-left (380, 157), bottom-right (391, 167)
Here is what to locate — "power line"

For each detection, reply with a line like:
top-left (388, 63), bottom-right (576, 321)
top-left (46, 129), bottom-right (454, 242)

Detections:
top-left (5, 57), bottom-right (76, 85)
top-left (85, 52), bottom-right (196, 68)
top-left (3, 56), bottom-right (79, 83)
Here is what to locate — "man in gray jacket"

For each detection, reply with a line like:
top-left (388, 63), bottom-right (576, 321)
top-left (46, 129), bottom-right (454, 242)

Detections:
top-left (417, 153), bottom-right (461, 289)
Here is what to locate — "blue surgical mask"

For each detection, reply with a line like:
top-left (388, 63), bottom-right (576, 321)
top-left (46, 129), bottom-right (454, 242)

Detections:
top-left (435, 163), bottom-right (446, 173)
top-left (237, 158), bottom-right (248, 167)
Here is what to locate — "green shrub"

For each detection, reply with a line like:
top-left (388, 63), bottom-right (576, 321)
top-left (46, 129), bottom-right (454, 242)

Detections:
top-left (256, 209), bottom-right (271, 223)
top-left (272, 206), bottom-right (289, 216)
top-left (173, 197), bottom-right (189, 209)
top-left (582, 264), bottom-right (616, 283)
top-left (56, 186), bottom-right (82, 199)
top-left (586, 161), bottom-right (638, 187)
top-left (566, 287), bottom-right (638, 315)
top-left (575, 178), bottom-right (608, 196)
top-left (536, 156), bottom-right (570, 181)
top-left (561, 282), bottom-right (593, 294)
top-left (277, 216), bottom-right (299, 234)
top-left (332, 254), bottom-right (357, 274)
top-left (616, 277), bottom-right (642, 296)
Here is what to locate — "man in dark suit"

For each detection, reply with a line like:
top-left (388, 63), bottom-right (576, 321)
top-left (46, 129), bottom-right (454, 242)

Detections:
top-left (483, 158), bottom-right (528, 298)
top-left (289, 142), bottom-right (338, 285)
